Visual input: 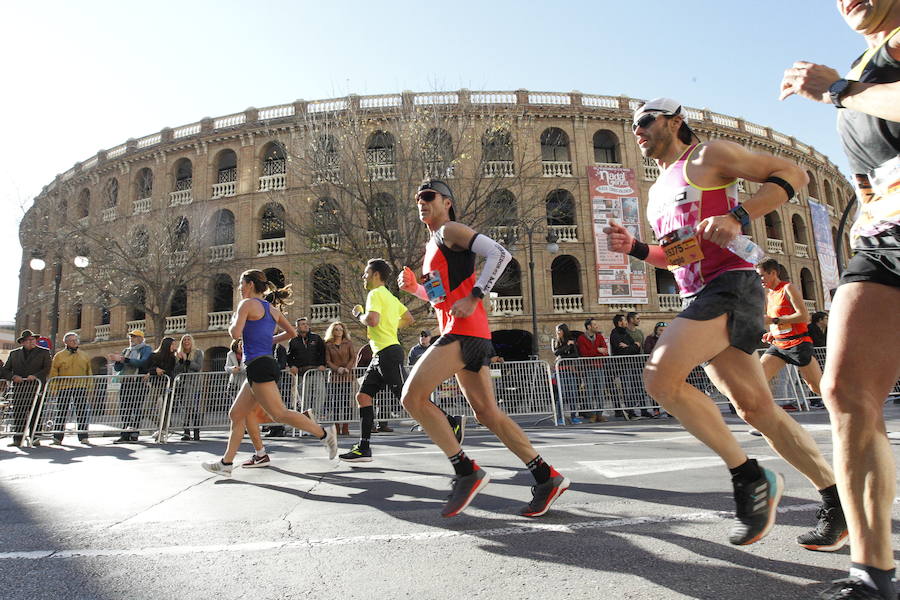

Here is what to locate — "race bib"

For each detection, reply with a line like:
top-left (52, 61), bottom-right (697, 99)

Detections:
top-left (422, 270), bottom-right (447, 305)
top-left (659, 226), bottom-right (704, 267)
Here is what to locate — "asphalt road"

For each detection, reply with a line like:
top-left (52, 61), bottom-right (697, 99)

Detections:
top-left (1, 406), bottom-right (899, 600)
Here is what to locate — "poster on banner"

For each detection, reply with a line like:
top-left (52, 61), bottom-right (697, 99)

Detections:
top-left (587, 166), bottom-right (648, 305)
top-left (808, 199), bottom-right (840, 310)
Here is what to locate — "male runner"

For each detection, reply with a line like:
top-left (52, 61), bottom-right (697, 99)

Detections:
top-left (340, 259), bottom-right (464, 462)
top-left (606, 98), bottom-right (844, 548)
top-left (780, 2), bottom-right (900, 597)
top-left (399, 179), bottom-right (569, 518)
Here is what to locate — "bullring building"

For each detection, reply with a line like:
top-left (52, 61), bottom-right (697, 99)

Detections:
top-left (16, 90), bottom-right (854, 369)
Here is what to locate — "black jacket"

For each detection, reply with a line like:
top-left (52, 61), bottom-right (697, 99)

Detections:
top-left (610, 327), bottom-right (641, 356)
top-left (0, 346), bottom-right (51, 383)
top-left (287, 333), bottom-right (325, 369)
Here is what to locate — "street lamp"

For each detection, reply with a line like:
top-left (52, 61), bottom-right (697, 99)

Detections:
top-left (502, 216), bottom-right (559, 359)
top-left (29, 250), bottom-right (90, 352)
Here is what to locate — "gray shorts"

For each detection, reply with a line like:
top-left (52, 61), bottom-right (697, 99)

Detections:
top-left (679, 270), bottom-right (765, 355)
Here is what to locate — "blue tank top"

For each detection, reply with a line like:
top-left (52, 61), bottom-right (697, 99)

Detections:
top-left (242, 298), bottom-right (276, 363)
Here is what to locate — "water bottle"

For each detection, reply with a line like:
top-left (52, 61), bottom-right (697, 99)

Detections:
top-left (726, 235), bottom-right (766, 265)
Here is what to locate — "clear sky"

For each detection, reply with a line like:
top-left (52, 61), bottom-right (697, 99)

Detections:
top-left (0, 0), bottom-right (866, 323)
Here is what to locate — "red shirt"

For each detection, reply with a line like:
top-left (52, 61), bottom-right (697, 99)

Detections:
top-left (577, 333), bottom-right (608, 368)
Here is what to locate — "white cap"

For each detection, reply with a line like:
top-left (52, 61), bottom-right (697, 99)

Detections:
top-left (634, 97), bottom-right (687, 123)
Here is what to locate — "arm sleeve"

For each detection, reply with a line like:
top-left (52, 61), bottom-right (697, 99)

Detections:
top-left (469, 233), bottom-right (512, 294)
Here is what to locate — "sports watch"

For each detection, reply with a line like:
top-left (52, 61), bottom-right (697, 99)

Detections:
top-left (728, 204), bottom-right (751, 227)
top-left (772, 317), bottom-right (781, 325)
top-left (470, 286), bottom-right (484, 299)
top-left (828, 79), bottom-right (851, 109)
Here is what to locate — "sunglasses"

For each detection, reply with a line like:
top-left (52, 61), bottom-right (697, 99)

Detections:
top-left (417, 191), bottom-right (439, 202)
top-left (632, 113), bottom-right (666, 132)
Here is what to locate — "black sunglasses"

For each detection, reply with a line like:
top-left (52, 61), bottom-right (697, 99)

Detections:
top-left (417, 191), bottom-right (439, 202)
top-left (632, 113), bottom-right (663, 132)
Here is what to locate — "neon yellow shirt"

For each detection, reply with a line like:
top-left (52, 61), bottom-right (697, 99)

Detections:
top-left (365, 285), bottom-right (406, 353)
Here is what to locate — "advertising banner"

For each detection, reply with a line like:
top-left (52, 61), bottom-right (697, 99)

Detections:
top-left (587, 166), bottom-right (648, 305)
top-left (808, 199), bottom-right (840, 310)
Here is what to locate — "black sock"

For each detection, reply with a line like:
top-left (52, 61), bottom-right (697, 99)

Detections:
top-left (526, 455), bottom-right (552, 484)
top-left (851, 562), bottom-right (896, 600)
top-left (221, 459), bottom-right (233, 466)
top-left (818, 484), bottom-right (841, 509)
top-left (729, 458), bottom-right (762, 485)
top-left (449, 450), bottom-right (475, 476)
top-left (317, 428), bottom-right (328, 441)
top-left (359, 406), bottom-right (374, 443)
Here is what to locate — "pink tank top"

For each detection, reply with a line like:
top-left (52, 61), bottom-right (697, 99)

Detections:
top-left (646, 144), bottom-right (754, 297)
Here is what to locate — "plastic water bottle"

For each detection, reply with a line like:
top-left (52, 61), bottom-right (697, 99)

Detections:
top-left (726, 235), bottom-right (766, 265)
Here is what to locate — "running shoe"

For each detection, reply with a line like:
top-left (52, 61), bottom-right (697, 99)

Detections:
top-left (521, 468), bottom-right (570, 517)
top-left (728, 466), bottom-right (784, 545)
top-left (818, 578), bottom-right (890, 599)
top-left (241, 454), bottom-right (271, 468)
top-left (798, 505), bottom-right (849, 552)
top-left (321, 424), bottom-right (338, 460)
top-left (339, 443), bottom-right (373, 463)
top-left (442, 465), bottom-right (491, 517)
top-left (570, 416), bottom-right (584, 424)
top-left (448, 414), bottom-right (466, 444)
top-left (201, 459), bottom-right (233, 478)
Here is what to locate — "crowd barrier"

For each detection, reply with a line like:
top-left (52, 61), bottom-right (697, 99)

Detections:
top-left (0, 379), bottom-right (43, 445)
top-left (797, 347), bottom-right (900, 405)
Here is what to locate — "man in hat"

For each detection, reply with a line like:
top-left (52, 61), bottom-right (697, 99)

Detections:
top-left (604, 98), bottom-right (846, 549)
top-left (107, 329), bottom-right (153, 443)
top-left (407, 330), bottom-right (433, 366)
top-left (1, 330), bottom-right (51, 446)
top-left (398, 179), bottom-right (569, 518)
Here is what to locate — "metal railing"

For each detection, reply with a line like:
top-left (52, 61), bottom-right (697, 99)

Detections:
top-left (0, 380), bottom-right (43, 445)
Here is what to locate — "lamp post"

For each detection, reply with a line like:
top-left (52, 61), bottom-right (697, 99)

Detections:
top-left (30, 251), bottom-right (90, 352)
top-left (503, 216), bottom-right (559, 359)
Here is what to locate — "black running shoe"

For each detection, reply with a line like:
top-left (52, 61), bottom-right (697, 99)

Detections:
top-left (728, 466), bottom-right (784, 545)
top-left (442, 465), bottom-right (491, 517)
top-left (521, 468), bottom-right (570, 517)
top-left (448, 414), bottom-right (466, 445)
top-left (339, 444), bottom-right (373, 463)
top-left (798, 505), bottom-right (849, 552)
top-left (818, 578), bottom-right (891, 599)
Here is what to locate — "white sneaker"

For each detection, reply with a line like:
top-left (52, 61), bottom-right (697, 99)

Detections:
top-left (321, 424), bottom-right (338, 460)
top-left (201, 459), bottom-right (233, 477)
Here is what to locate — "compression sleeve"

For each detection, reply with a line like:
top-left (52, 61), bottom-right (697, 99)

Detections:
top-left (469, 233), bottom-right (512, 294)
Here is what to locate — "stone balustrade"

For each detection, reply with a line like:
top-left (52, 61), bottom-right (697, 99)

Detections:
top-left (101, 207), bottom-right (117, 222)
top-left (766, 238), bottom-right (784, 254)
top-left (803, 299), bottom-right (816, 313)
top-left (165, 315), bottom-right (187, 334)
top-left (549, 225), bottom-right (578, 243)
top-left (258, 173), bottom-right (286, 192)
top-left (310, 303), bottom-right (341, 323)
top-left (207, 311), bottom-right (232, 330)
top-left (542, 161), bottom-right (573, 177)
top-left (132, 198), bottom-right (151, 214)
top-left (553, 294), bottom-right (584, 313)
top-left (209, 244), bottom-right (234, 262)
top-left (658, 294), bottom-right (682, 312)
top-left (211, 181), bottom-right (236, 198)
top-left (490, 295), bottom-right (524, 315)
top-left (795, 243), bottom-right (809, 258)
top-left (126, 319), bottom-right (146, 333)
top-left (366, 163), bottom-right (396, 181)
top-left (257, 238), bottom-right (285, 256)
top-left (316, 233), bottom-right (340, 248)
top-left (482, 160), bottom-right (514, 177)
top-left (94, 324), bottom-right (110, 341)
top-left (169, 189), bottom-right (193, 206)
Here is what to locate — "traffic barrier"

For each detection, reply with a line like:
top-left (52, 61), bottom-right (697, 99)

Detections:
top-left (0, 379), bottom-right (43, 446)
top-left (797, 347), bottom-right (900, 405)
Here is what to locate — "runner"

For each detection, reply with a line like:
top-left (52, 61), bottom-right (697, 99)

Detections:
top-left (606, 98), bottom-right (844, 547)
top-left (339, 258), bottom-right (465, 462)
top-left (398, 179), bottom-right (569, 518)
top-left (202, 270), bottom-right (337, 476)
top-left (756, 259), bottom-right (827, 404)
top-left (780, 2), bottom-right (900, 597)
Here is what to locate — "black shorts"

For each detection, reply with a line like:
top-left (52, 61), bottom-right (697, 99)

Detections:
top-left (434, 334), bottom-right (494, 372)
top-left (246, 356), bottom-right (281, 387)
top-left (359, 344), bottom-right (405, 399)
top-left (678, 270), bottom-right (765, 355)
top-left (839, 250), bottom-right (900, 288)
top-left (764, 341), bottom-right (814, 367)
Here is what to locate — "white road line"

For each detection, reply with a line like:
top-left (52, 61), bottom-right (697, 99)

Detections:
top-left (0, 503), bottom-right (821, 561)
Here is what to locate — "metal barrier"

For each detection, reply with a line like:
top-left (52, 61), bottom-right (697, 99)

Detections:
top-left (30, 375), bottom-right (170, 444)
top-left (755, 349), bottom-right (811, 412)
top-left (0, 379), bottom-right (43, 445)
top-left (798, 346), bottom-right (900, 405)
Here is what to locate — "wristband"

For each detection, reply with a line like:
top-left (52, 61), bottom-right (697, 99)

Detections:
top-left (772, 317), bottom-right (781, 325)
top-left (470, 286), bottom-right (484, 299)
top-left (628, 239), bottom-right (650, 261)
top-left (764, 176), bottom-right (795, 201)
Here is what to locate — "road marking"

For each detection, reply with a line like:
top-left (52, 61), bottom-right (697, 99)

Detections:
top-left (0, 502), bottom-right (821, 560)
top-left (579, 455), bottom-right (783, 479)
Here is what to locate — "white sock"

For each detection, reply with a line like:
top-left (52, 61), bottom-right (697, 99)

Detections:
top-left (256, 448), bottom-right (267, 457)
top-left (849, 567), bottom-right (878, 591)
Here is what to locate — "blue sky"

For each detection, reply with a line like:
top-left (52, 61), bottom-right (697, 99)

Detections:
top-left (0, 0), bottom-right (865, 322)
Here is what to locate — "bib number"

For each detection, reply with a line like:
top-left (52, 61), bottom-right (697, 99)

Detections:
top-left (422, 270), bottom-right (447, 305)
top-left (659, 226), bottom-right (704, 267)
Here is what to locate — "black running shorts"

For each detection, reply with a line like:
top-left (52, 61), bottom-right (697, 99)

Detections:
top-left (359, 344), bottom-right (405, 399)
top-left (246, 355), bottom-right (281, 387)
top-left (839, 250), bottom-right (900, 288)
top-left (764, 341), bottom-right (814, 367)
top-left (433, 334), bottom-right (494, 372)
top-left (678, 270), bottom-right (765, 355)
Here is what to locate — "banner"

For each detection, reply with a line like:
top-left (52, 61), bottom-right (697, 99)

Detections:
top-left (808, 199), bottom-right (839, 310)
top-left (587, 166), bottom-right (648, 305)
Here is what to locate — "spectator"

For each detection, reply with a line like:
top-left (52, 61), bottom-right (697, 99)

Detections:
top-left (408, 330), bottom-right (433, 366)
top-left (626, 312), bottom-right (645, 348)
top-left (552, 323), bottom-right (582, 425)
top-left (643, 322), bottom-right (668, 355)
top-left (575, 317), bottom-right (610, 423)
top-left (225, 339), bottom-right (246, 391)
top-left (48, 331), bottom-right (93, 445)
top-left (174, 334), bottom-right (204, 441)
top-left (324, 321), bottom-right (355, 436)
top-left (809, 311), bottom-right (828, 348)
top-left (610, 314), bottom-right (652, 419)
top-left (286, 317), bottom-right (326, 435)
top-left (1, 330), bottom-right (51, 447)
top-left (107, 329), bottom-right (152, 443)
top-left (263, 342), bottom-right (289, 437)
top-left (145, 337), bottom-right (176, 441)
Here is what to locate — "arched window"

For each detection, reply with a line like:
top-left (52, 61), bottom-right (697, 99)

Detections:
top-left (206, 347), bottom-right (229, 372)
top-left (366, 131), bottom-right (395, 165)
top-left (493, 258), bottom-right (522, 297)
top-left (100, 298), bottom-right (111, 326)
top-left (260, 202), bottom-right (285, 239)
top-left (211, 274), bottom-right (234, 312)
top-left (133, 226), bottom-right (149, 258)
top-left (170, 285), bottom-right (187, 317)
top-left (546, 189), bottom-right (575, 226)
top-left (791, 214), bottom-right (809, 245)
top-left (129, 286), bottom-right (146, 320)
top-left (104, 179), bottom-right (118, 208)
top-left (72, 302), bottom-right (83, 330)
top-left (655, 269), bottom-right (678, 295)
top-left (216, 149), bottom-right (238, 183)
top-left (174, 158), bottom-right (193, 191)
top-left (312, 265), bottom-right (341, 305)
top-left (136, 167), bottom-right (153, 200)
top-left (482, 127), bottom-right (513, 162)
top-left (593, 130), bottom-right (619, 164)
top-left (261, 142), bottom-right (286, 175)
top-left (764, 212), bottom-right (783, 240)
top-left (823, 179), bottom-right (834, 210)
top-left (551, 255), bottom-right (582, 295)
top-left (485, 189), bottom-right (518, 228)
top-left (78, 189), bottom-right (90, 218)
top-left (423, 128), bottom-right (453, 177)
top-left (212, 209), bottom-right (235, 246)
top-left (800, 268), bottom-right (816, 301)
top-left (806, 171), bottom-right (819, 199)
top-left (540, 128), bottom-right (570, 162)
top-left (312, 134), bottom-right (339, 179)
top-left (171, 217), bottom-right (190, 252)
top-left (314, 197), bottom-right (339, 234)
top-left (263, 267), bottom-right (285, 289)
